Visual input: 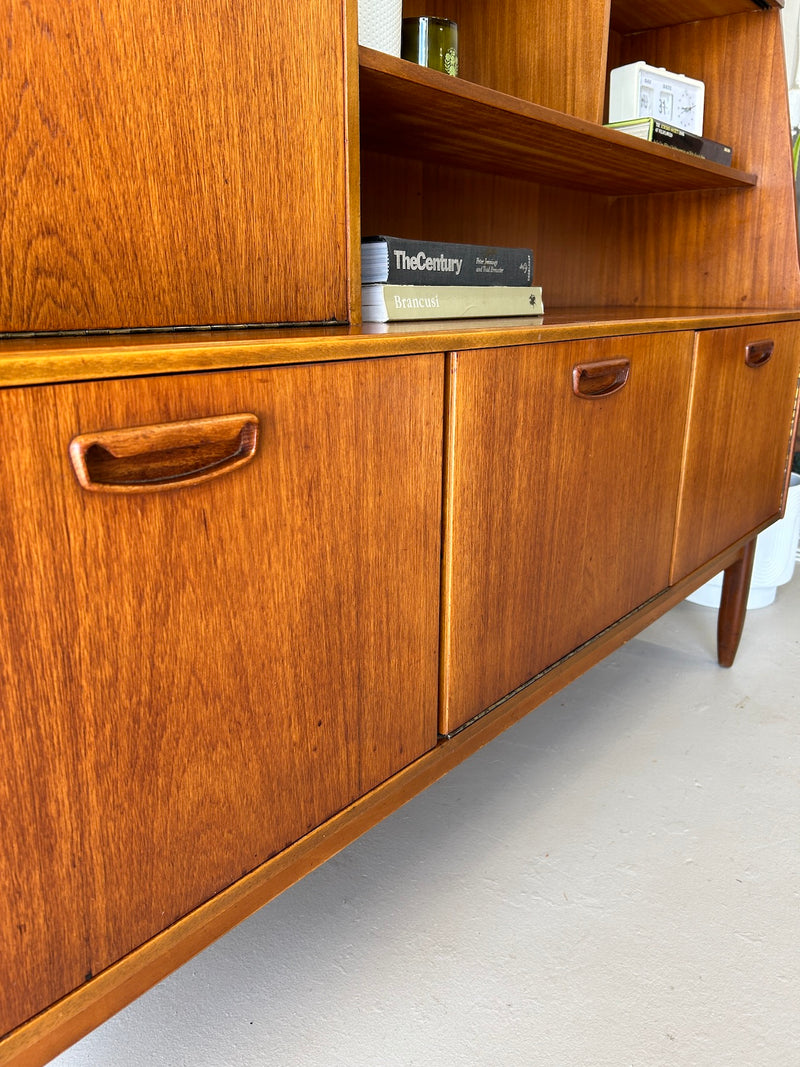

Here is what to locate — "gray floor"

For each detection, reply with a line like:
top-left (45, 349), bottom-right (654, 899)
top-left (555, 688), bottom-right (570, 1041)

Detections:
top-left (54, 573), bottom-right (800, 1067)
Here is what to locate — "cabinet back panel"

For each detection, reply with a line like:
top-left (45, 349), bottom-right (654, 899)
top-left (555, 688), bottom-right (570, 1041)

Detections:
top-left (0, 356), bottom-right (441, 1033)
top-left (0, 0), bottom-right (349, 333)
top-left (367, 9), bottom-right (800, 310)
top-left (360, 152), bottom-right (613, 307)
top-left (603, 10), bottom-right (800, 308)
top-left (401, 0), bottom-right (609, 120)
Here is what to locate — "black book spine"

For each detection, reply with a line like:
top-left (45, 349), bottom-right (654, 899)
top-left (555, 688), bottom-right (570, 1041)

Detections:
top-left (376, 238), bottom-right (533, 286)
top-left (650, 122), bottom-right (732, 166)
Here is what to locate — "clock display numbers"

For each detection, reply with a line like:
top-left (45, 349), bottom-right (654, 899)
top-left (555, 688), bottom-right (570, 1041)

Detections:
top-left (610, 62), bottom-right (705, 136)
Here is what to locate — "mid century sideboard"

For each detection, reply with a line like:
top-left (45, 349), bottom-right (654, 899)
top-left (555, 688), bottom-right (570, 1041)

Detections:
top-left (1, 2), bottom-right (799, 1063)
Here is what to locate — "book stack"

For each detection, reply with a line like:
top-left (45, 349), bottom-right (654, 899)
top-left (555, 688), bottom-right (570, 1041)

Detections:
top-left (361, 235), bottom-right (543, 322)
top-left (606, 117), bottom-right (733, 166)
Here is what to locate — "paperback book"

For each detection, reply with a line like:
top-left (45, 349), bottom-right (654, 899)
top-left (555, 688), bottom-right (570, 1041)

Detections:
top-left (606, 117), bottom-right (733, 166)
top-left (361, 283), bottom-right (544, 322)
top-left (362, 235), bottom-right (534, 286)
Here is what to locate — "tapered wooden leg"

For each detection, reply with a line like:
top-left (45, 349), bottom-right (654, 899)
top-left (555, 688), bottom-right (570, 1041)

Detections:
top-left (717, 537), bottom-right (757, 667)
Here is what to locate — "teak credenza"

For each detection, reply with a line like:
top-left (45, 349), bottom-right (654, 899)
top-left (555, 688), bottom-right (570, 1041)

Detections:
top-left (2, 2), bottom-right (800, 1064)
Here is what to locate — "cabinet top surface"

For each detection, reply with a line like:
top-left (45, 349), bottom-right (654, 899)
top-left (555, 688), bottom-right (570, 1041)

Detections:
top-left (2, 309), bottom-right (800, 388)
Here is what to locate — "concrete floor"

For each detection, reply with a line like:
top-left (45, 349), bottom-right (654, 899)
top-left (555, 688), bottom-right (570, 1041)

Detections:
top-left (54, 573), bottom-right (800, 1067)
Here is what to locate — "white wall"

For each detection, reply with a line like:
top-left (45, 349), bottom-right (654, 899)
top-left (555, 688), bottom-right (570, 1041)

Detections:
top-left (782, 0), bottom-right (800, 134)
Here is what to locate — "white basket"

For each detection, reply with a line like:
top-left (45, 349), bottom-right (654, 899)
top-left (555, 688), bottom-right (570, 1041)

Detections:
top-left (687, 473), bottom-right (800, 609)
top-left (358, 0), bottom-right (402, 57)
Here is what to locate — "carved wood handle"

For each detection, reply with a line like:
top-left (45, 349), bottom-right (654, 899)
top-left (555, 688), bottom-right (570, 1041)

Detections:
top-left (744, 339), bottom-right (774, 368)
top-left (69, 413), bottom-right (259, 492)
top-left (572, 358), bottom-right (631, 398)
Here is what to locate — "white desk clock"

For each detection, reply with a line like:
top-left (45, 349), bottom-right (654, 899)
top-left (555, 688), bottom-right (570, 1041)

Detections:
top-left (608, 61), bottom-right (705, 135)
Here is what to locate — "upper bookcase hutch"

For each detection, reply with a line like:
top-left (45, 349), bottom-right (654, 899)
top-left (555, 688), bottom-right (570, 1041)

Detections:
top-left (2, 0), bottom-right (798, 337)
top-left (358, 0), bottom-right (800, 315)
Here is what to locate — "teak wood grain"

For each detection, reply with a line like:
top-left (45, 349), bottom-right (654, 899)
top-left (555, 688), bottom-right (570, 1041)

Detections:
top-left (3, 0), bottom-right (800, 1059)
top-left (0, 354), bottom-right (442, 1036)
top-left (672, 322), bottom-right (800, 580)
top-left (611, 0), bottom-right (783, 34)
top-left (0, 523), bottom-right (764, 1067)
top-left (360, 8), bottom-right (799, 311)
top-left (68, 412), bottom-right (261, 492)
top-left (605, 10), bottom-right (800, 309)
top-left (358, 49), bottom-right (756, 196)
top-left (717, 538), bottom-right (759, 667)
top-left (401, 0), bottom-right (611, 121)
top-left (440, 333), bottom-right (694, 735)
top-left (0, 0), bottom-right (349, 333)
top-left (2, 310), bottom-right (798, 389)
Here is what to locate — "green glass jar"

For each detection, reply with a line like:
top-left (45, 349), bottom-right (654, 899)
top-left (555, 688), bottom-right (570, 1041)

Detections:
top-left (401, 17), bottom-right (458, 76)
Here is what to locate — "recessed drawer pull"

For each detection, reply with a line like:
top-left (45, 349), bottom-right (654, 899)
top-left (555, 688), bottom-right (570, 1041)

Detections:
top-left (744, 339), bottom-right (774, 368)
top-left (69, 413), bottom-right (259, 493)
top-left (572, 358), bottom-right (630, 398)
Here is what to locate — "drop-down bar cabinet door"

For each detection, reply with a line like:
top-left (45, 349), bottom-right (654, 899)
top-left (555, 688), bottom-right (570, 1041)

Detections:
top-left (440, 333), bottom-right (694, 736)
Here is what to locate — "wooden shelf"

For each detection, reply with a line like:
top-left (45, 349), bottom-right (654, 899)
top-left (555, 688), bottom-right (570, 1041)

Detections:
top-left (610, 0), bottom-right (783, 35)
top-left (359, 49), bottom-right (757, 196)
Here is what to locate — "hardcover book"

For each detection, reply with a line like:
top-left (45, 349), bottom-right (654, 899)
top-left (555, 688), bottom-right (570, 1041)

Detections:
top-left (361, 283), bottom-right (544, 322)
top-left (606, 118), bottom-right (733, 167)
top-left (362, 236), bottom-right (534, 286)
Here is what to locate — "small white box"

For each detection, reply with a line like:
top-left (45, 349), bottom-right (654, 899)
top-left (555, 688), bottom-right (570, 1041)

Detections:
top-left (358, 0), bottom-right (402, 57)
top-left (609, 61), bottom-right (705, 135)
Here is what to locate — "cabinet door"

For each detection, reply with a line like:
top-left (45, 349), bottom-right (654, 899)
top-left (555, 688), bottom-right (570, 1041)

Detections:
top-left (672, 323), bottom-right (800, 581)
top-left (0, 355), bottom-right (442, 1035)
top-left (441, 334), bottom-right (693, 735)
top-left (0, 0), bottom-right (349, 332)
